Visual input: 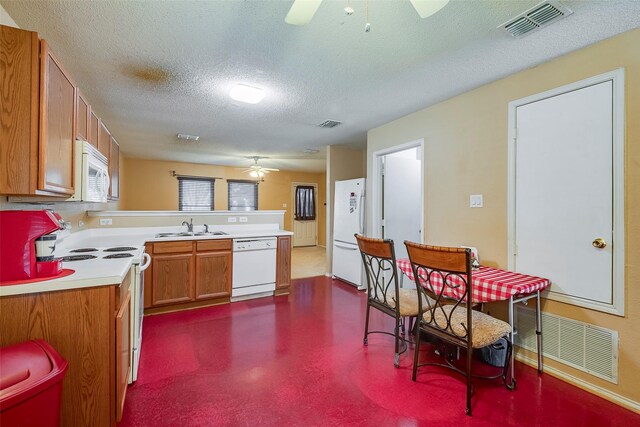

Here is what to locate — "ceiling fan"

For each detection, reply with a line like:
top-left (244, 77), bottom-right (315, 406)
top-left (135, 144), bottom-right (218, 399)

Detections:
top-left (243, 156), bottom-right (280, 179)
top-left (285, 0), bottom-right (450, 26)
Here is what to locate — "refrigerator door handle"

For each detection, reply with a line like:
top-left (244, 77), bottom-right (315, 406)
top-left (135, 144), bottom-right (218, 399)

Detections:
top-left (358, 194), bottom-right (365, 234)
top-left (334, 241), bottom-right (358, 250)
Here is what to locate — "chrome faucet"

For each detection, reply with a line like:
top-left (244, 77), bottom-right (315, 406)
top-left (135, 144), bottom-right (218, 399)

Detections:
top-left (182, 218), bottom-right (193, 233)
top-left (203, 224), bottom-right (209, 233)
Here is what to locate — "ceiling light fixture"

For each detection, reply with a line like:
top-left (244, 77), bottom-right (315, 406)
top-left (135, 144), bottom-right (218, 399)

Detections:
top-left (230, 84), bottom-right (266, 104)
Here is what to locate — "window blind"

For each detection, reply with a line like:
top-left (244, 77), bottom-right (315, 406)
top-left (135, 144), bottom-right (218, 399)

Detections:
top-left (178, 177), bottom-right (214, 211)
top-left (295, 186), bottom-right (316, 220)
top-left (227, 180), bottom-right (258, 211)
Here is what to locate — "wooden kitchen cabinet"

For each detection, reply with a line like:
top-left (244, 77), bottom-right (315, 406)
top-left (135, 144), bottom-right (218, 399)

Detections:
top-left (76, 89), bottom-right (90, 141)
top-left (0, 273), bottom-right (132, 427)
top-left (0, 26), bottom-right (77, 196)
top-left (98, 119), bottom-right (111, 159)
top-left (146, 239), bottom-right (233, 313)
top-left (276, 235), bottom-right (292, 294)
top-left (109, 136), bottom-right (120, 200)
top-left (115, 291), bottom-right (131, 422)
top-left (89, 110), bottom-right (99, 148)
top-left (151, 252), bottom-right (194, 306)
top-left (195, 250), bottom-right (232, 300)
top-left (39, 40), bottom-right (76, 195)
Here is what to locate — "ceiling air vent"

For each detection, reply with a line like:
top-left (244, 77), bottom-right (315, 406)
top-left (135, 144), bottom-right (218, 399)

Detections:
top-left (317, 120), bottom-right (343, 128)
top-left (500, 1), bottom-right (573, 38)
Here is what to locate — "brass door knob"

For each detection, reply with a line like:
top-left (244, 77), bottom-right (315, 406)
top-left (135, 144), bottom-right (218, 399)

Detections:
top-left (592, 238), bottom-right (607, 249)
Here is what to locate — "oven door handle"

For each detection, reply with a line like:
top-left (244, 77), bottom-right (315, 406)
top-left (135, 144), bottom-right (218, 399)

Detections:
top-left (139, 253), bottom-right (151, 271)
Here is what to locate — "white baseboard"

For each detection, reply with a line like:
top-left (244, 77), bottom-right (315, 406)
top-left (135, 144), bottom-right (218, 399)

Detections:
top-left (515, 353), bottom-right (640, 414)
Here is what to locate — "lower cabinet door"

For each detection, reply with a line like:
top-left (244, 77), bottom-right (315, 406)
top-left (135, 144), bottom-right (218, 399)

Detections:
top-left (152, 253), bottom-right (194, 306)
top-left (115, 291), bottom-right (131, 422)
top-left (195, 251), bottom-right (232, 300)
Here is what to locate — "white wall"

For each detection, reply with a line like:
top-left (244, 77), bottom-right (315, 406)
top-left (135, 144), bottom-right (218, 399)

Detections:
top-left (0, 4), bottom-right (18, 27)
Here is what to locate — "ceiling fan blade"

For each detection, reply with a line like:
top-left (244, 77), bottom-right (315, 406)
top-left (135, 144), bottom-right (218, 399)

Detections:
top-left (262, 168), bottom-right (280, 172)
top-left (409, 0), bottom-right (450, 19)
top-left (285, 0), bottom-right (322, 26)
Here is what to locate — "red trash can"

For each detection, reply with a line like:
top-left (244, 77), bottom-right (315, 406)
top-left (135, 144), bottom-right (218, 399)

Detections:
top-left (0, 339), bottom-right (68, 427)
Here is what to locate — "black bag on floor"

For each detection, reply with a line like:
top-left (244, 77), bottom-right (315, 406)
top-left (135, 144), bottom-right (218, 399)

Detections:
top-left (480, 337), bottom-right (508, 367)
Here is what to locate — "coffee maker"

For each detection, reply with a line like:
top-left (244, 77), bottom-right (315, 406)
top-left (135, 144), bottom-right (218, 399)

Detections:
top-left (0, 210), bottom-right (66, 283)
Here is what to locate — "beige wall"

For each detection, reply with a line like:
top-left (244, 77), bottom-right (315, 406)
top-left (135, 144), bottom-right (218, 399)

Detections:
top-left (367, 29), bottom-right (640, 407)
top-left (325, 145), bottom-right (366, 272)
top-left (120, 157), bottom-right (326, 245)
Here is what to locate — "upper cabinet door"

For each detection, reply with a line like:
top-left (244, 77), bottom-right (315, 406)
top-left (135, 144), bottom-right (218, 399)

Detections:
top-left (109, 136), bottom-right (119, 200)
top-left (38, 40), bottom-right (75, 195)
top-left (76, 89), bottom-right (89, 141)
top-left (89, 110), bottom-right (99, 148)
top-left (98, 119), bottom-right (111, 159)
top-left (0, 26), bottom-right (39, 195)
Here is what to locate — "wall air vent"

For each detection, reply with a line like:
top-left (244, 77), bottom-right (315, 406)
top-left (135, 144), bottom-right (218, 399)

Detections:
top-left (500, 1), bottom-right (573, 38)
top-left (515, 306), bottom-right (618, 383)
top-left (317, 120), bottom-right (343, 128)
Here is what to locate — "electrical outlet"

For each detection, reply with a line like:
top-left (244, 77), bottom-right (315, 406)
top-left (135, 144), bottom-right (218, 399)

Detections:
top-left (100, 218), bottom-right (113, 226)
top-left (228, 217), bottom-right (237, 223)
top-left (282, 203), bottom-right (287, 208)
top-left (239, 217), bottom-right (248, 223)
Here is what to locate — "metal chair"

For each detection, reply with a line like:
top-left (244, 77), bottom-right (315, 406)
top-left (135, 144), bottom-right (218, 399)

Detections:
top-left (404, 241), bottom-right (515, 416)
top-left (355, 234), bottom-right (427, 367)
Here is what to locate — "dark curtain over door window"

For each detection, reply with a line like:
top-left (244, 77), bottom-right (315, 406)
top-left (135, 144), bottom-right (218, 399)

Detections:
top-left (295, 186), bottom-right (316, 220)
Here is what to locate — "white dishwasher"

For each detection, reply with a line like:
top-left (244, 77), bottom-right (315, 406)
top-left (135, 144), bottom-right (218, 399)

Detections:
top-left (231, 237), bottom-right (277, 301)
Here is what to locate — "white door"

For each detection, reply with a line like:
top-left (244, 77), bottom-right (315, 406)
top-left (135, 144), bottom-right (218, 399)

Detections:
top-left (292, 184), bottom-right (317, 247)
top-left (514, 81), bottom-right (613, 305)
top-left (383, 150), bottom-right (422, 261)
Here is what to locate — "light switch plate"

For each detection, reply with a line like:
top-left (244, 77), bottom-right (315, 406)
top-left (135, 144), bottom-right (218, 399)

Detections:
top-left (228, 217), bottom-right (237, 223)
top-left (100, 218), bottom-right (113, 226)
top-left (282, 203), bottom-right (287, 208)
top-left (239, 217), bottom-right (248, 223)
top-left (470, 194), bottom-right (483, 208)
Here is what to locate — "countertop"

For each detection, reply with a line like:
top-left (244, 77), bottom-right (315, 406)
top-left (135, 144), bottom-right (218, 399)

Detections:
top-left (0, 224), bottom-right (293, 297)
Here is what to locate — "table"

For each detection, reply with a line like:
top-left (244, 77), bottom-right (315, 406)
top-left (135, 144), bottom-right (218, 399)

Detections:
top-left (396, 259), bottom-right (551, 379)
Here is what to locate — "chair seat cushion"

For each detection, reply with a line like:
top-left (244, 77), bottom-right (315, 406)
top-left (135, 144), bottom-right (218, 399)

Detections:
top-left (374, 289), bottom-right (433, 317)
top-left (422, 305), bottom-right (511, 348)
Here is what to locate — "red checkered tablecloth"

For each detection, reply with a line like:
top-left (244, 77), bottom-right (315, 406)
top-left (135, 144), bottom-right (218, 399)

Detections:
top-left (396, 258), bottom-right (551, 303)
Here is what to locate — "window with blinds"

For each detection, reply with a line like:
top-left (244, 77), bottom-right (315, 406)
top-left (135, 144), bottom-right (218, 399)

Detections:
top-left (228, 180), bottom-right (258, 211)
top-left (178, 177), bottom-right (215, 211)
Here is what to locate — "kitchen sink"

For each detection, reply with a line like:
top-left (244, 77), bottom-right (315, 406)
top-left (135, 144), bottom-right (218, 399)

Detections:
top-left (155, 231), bottom-right (228, 238)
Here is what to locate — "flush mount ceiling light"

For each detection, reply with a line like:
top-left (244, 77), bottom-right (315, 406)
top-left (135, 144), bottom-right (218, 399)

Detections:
top-left (229, 84), bottom-right (266, 104)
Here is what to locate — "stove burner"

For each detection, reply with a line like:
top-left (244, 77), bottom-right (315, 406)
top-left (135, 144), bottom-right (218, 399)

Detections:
top-left (103, 253), bottom-right (134, 259)
top-left (70, 248), bottom-right (98, 253)
top-left (62, 255), bottom-right (97, 262)
top-left (104, 247), bottom-right (138, 252)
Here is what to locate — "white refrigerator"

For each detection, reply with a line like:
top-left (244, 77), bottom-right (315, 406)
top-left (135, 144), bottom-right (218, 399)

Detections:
top-left (332, 178), bottom-right (366, 290)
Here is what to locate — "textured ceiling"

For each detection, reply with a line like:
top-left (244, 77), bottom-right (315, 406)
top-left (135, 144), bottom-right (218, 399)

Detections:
top-left (2, 1), bottom-right (639, 172)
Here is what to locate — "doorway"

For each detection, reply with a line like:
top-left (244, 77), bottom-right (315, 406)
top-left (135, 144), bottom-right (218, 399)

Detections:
top-left (291, 182), bottom-right (318, 247)
top-left (508, 69), bottom-right (624, 315)
top-left (372, 140), bottom-right (424, 263)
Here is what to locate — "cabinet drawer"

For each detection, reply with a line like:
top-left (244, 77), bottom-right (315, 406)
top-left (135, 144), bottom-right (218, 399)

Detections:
top-left (196, 239), bottom-right (232, 252)
top-left (153, 240), bottom-right (193, 254)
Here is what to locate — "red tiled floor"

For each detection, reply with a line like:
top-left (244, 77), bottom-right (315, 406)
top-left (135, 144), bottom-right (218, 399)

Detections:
top-left (120, 277), bottom-right (640, 426)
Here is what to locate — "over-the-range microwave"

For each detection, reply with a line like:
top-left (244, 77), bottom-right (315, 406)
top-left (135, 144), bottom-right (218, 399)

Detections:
top-left (67, 140), bottom-right (110, 203)
top-left (8, 140), bottom-right (110, 204)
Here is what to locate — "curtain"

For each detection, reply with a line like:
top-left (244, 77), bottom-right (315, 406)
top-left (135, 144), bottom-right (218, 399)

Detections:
top-left (295, 186), bottom-right (316, 220)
